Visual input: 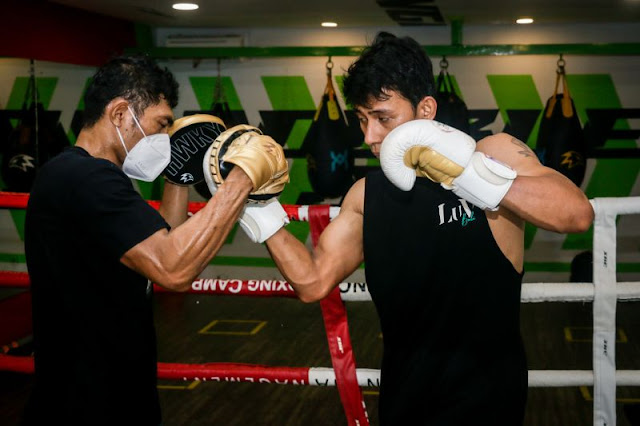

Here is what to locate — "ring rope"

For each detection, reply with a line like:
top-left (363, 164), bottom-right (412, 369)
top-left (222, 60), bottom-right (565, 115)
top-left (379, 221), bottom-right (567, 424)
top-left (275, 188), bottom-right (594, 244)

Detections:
top-left (0, 192), bottom-right (339, 222)
top-left (2, 273), bottom-right (640, 303)
top-left (1, 354), bottom-right (640, 388)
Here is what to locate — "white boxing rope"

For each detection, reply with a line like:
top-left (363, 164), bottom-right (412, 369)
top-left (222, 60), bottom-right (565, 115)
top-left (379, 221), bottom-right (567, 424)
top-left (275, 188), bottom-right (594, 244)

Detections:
top-left (528, 370), bottom-right (640, 388)
top-left (306, 368), bottom-right (640, 388)
top-left (337, 282), bottom-right (640, 303)
top-left (591, 197), bottom-right (640, 426)
top-left (520, 282), bottom-right (640, 303)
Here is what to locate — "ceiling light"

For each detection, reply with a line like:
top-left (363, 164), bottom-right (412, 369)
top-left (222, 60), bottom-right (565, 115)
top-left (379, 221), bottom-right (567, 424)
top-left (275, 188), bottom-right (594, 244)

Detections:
top-left (173, 3), bottom-right (199, 10)
top-left (516, 17), bottom-right (534, 24)
top-left (321, 22), bottom-right (338, 28)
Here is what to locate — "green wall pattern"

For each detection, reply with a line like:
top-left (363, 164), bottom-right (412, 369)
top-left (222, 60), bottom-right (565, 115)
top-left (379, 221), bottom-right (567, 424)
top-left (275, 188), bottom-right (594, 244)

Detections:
top-left (1, 71), bottom-right (638, 272)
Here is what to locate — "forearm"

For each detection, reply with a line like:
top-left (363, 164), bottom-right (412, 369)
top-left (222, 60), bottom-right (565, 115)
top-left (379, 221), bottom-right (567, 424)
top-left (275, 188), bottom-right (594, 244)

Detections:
top-left (131, 168), bottom-right (252, 290)
top-left (266, 229), bottom-right (333, 303)
top-left (501, 172), bottom-right (594, 233)
top-left (158, 180), bottom-right (189, 229)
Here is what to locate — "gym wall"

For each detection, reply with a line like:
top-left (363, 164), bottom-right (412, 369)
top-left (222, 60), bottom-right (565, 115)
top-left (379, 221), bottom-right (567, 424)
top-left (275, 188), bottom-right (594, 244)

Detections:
top-left (0, 23), bottom-right (638, 281)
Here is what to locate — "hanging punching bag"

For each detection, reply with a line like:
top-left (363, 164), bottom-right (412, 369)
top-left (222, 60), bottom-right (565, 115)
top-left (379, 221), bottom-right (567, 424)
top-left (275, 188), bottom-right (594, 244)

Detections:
top-left (536, 58), bottom-right (587, 187)
top-left (2, 61), bottom-right (68, 192)
top-left (302, 59), bottom-right (355, 199)
top-left (434, 59), bottom-right (470, 135)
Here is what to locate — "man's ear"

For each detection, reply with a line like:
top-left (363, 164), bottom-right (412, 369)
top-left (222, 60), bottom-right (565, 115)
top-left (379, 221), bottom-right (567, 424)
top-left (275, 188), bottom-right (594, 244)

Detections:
top-left (107, 99), bottom-right (129, 127)
top-left (417, 96), bottom-right (437, 120)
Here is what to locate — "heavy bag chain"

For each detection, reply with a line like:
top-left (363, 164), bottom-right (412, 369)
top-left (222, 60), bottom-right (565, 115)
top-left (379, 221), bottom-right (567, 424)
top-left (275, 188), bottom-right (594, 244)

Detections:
top-left (213, 58), bottom-right (226, 105)
top-left (317, 57), bottom-right (343, 123)
top-left (547, 54), bottom-right (573, 119)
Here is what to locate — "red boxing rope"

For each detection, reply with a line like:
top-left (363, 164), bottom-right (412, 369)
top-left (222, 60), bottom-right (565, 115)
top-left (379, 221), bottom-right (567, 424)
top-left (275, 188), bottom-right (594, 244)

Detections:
top-left (310, 205), bottom-right (370, 426)
top-left (158, 362), bottom-right (310, 384)
top-left (0, 354), bottom-right (309, 383)
top-left (0, 191), bottom-right (305, 223)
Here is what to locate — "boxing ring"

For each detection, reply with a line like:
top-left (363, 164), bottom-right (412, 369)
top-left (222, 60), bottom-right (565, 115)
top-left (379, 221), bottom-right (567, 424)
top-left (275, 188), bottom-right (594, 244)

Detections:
top-left (0, 192), bottom-right (639, 426)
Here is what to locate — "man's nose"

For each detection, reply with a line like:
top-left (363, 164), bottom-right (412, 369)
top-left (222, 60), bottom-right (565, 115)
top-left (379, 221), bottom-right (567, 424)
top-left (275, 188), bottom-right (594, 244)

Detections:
top-left (363, 123), bottom-right (383, 146)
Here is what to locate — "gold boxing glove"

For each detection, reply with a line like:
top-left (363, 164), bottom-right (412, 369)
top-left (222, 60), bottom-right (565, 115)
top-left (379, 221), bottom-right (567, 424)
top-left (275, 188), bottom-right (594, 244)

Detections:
top-left (203, 124), bottom-right (289, 202)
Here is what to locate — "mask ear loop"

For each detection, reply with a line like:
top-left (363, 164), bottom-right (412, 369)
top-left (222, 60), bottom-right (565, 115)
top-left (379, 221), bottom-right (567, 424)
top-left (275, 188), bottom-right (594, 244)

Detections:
top-left (115, 126), bottom-right (130, 156)
top-left (127, 105), bottom-right (148, 138)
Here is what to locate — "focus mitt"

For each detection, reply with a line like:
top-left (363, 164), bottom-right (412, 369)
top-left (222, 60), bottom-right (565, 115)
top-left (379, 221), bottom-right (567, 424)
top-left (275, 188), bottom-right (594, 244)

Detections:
top-left (203, 124), bottom-right (289, 203)
top-left (164, 114), bottom-right (226, 185)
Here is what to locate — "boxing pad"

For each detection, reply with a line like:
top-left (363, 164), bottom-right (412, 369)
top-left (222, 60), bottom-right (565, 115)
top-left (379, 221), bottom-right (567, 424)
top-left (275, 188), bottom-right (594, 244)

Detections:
top-left (536, 69), bottom-right (586, 187)
top-left (381, 120), bottom-right (516, 210)
top-left (302, 67), bottom-right (355, 199)
top-left (434, 69), bottom-right (471, 135)
top-left (163, 114), bottom-right (226, 185)
top-left (203, 124), bottom-right (289, 202)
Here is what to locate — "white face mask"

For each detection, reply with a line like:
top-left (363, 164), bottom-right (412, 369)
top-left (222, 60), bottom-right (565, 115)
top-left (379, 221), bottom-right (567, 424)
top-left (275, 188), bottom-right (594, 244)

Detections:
top-left (115, 106), bottom-right (171, 182)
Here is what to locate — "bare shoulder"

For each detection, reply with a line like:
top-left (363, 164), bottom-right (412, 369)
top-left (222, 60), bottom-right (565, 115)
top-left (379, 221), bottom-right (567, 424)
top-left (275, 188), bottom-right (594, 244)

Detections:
top-left (477, 133), bottom-right (535, 157)
top-left (340, 177), bottom-right (365, 216)
top-left (477, 133), bottom-right (542, 174)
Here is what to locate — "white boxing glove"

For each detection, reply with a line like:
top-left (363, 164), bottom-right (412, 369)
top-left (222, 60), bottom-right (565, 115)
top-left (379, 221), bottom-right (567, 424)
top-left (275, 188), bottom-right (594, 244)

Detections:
top-left (238, 198), bottom-right (290, 243)
top-left (380, 119), bottom-right (517, 210)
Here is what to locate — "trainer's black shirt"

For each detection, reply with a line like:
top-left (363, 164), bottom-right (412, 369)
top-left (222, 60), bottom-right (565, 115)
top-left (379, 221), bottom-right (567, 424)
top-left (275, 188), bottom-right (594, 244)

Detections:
top-left (364, 171), bottom-right (527, 425)
top-left (24, 147), bottom-right (169, 425)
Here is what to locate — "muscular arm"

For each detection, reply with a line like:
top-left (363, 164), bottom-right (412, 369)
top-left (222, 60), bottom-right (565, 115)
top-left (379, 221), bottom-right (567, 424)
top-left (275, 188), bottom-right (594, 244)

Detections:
top-left (478, 133), bottom-right (594, 233)
top-left (157, 180), bottom-right (189, 229)
top-left (265, 179), bottom-right (366, 303)
top-left (121, 167), bottom-right (252, 291)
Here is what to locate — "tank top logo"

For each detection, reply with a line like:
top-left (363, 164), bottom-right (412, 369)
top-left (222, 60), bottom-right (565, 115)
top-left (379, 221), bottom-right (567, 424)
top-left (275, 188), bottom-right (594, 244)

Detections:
top-left (437, 199), bottom-right (476, 227)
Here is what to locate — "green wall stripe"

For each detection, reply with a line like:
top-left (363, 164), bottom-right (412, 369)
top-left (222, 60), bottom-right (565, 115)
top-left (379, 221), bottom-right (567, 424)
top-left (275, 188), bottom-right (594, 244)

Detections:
top-left (562, 74), bottom-right (640, 250)
top-left (188, 76), bottom-right (242, 111)
top-left (262, 76), bottom-right (316, 243)
top-left (487, 74), bottom-right (543, 249)
top-left (261, 76), bottom-right (315, 110)
top-left (7, 77), bottom-right (57, 110)
top-left (486, 74), bottom-right (543, 147)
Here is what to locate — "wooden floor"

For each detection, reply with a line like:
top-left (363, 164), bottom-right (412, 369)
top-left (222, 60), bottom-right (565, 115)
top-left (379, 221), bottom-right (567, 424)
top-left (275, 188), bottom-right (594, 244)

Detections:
top-left (1, 291), bottom-right (640, 425)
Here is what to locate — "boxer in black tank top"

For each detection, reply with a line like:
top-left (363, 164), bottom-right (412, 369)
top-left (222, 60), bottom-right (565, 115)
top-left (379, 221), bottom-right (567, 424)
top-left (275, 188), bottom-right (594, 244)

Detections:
top-left (364, 171), bottom-right (527, 424)
top-left (259, 32), bottom-right (593, 425)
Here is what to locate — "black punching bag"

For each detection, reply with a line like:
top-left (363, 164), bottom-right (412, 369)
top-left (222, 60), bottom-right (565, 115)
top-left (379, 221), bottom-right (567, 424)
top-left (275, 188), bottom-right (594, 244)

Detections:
top-left (536, 60), bottom-right (587, 187)
top-left (302, 60), bottom-right (355, 199)
top-left (2, 61), bottom-right (67, 192)
top-left (434, 61), bottom-right (470, 135)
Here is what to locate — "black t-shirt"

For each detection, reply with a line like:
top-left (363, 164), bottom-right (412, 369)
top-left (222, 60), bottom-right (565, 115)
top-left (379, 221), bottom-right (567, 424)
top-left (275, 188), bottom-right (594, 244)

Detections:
top-left (23, 147), bottom-right (169, 425)
top-left (364, 171), bottom-right (527, 425)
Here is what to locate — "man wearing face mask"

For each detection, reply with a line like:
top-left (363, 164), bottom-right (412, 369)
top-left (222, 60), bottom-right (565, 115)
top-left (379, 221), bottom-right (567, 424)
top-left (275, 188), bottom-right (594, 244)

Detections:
top-left (22, 55), bottom-right (288, 425)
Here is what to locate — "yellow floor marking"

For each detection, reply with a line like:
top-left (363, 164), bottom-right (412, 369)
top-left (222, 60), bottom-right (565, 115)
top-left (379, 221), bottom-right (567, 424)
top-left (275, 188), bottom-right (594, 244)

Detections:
top-left (564, 326), bottom-right (628, 343)
top-left (580, 386), bottom-right (640, 403)
top-left (158, 381), bottom-right (201, 390)
top-left (199, 319), bottom-right (267, 335)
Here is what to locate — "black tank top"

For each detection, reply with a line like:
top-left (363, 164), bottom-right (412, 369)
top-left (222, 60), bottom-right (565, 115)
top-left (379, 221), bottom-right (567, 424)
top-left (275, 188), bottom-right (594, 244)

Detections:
top-left (364, 171), bottom-right (527, 425)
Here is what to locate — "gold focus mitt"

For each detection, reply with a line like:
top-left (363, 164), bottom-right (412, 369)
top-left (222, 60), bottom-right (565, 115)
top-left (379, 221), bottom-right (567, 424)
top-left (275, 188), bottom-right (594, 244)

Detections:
top-left (203, 124), bottom-right (289, 202)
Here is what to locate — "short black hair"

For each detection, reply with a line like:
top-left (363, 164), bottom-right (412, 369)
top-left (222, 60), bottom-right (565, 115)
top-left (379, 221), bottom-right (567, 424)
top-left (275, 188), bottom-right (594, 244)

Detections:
top-left (343, 32), bottom-right (435, 110)
top-left (82, 54), bottom-right (179, 128)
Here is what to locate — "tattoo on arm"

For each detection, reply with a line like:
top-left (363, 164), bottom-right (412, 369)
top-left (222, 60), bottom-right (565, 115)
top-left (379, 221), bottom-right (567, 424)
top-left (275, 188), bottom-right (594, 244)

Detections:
top-left (510, 137), bottom-right (535, 158)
